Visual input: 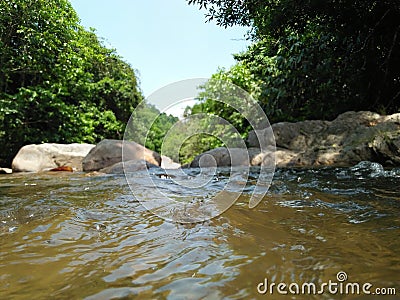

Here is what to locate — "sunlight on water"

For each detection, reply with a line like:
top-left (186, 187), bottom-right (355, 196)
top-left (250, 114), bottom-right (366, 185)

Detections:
top-left (1, 163), bottom-right (399, 299)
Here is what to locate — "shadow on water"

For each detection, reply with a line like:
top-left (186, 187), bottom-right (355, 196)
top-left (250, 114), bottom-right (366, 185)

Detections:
top-left (0, 162), bottom-right (399, 299)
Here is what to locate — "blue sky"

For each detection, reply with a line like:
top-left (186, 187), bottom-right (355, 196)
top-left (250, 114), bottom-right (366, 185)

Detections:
top-left (69, 0), bottom-right (250, 101)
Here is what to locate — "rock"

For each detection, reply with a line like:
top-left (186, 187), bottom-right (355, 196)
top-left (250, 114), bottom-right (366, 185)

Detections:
top-left (100, 159), bottom-right (160, 174)
top-left (271, 148), bottom-right (300, 167)
top-left (161, 155), bottom-right (181, 169)
top-left (248, 111), bottom-right (400, 167)
top-left (12, 143), bottom-right (95, 172)
top-left (272, 120), bottom-right (329, 151)
top-left (190, 147), bottom-right (246, 167)
top-left (49, 166), bottom-right (73, 172)
top-left (247, 126), bottom-right (276, 149)
top-left (82, 139), bottom-right (161, 172)
top-left (0, 167), bottom-right (12, 174)
top-left (190, 147), bottom-right (269, 168)
top-left (370, 131), bottom-right (400, 165)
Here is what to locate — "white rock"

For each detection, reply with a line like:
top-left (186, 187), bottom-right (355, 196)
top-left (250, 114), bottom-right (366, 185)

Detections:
top-left (12, 143), bottom-right (95, 172)
top-left (161, 155), bottom-right (181, 169)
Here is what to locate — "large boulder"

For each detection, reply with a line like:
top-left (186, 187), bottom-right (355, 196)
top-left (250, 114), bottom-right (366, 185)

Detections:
top-left (189, 147), bottom-right (267, 168)
top-left (248, 111), bottom-right (400, 167)
top-left (82, 139), bottom-right (161, 172)
top-left (370, 130), bottom-right (400, 165)
top-left (247, 126), bottom-right (275, 149)
top-left (272, 148), bottom-right (300, 167)
top-left (100, 160), bottom-right (160, 174)
top-left (12, 143), bottom-right (95, 172)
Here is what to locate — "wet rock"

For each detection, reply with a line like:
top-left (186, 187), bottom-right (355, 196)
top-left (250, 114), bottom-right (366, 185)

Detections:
top-left (82, 139), bottom-right (161, 172)
top-left (12, 143), bottom-right (95, 172)
top-left (100, 159), bottom-right (160, 174)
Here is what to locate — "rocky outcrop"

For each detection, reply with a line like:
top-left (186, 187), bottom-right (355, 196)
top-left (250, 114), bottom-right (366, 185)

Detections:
top-left (369, 129), bottom-right (400, 165)
top-left (248, 111), bottom-right (400, 167)
top-left (12, 143), bottom-right (95, 172)
top-left (188, 111), bottom-right (400, 168)
top-left (100, 159), bottom-right (160, 174)
top-left (82, 139), bottom-right (161, 172)
top-left (188, 147), bottom-right (271, 168)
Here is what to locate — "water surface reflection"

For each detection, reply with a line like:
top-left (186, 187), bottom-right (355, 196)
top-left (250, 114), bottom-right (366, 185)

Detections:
top-left (1, 163), bottom-right (399, 299)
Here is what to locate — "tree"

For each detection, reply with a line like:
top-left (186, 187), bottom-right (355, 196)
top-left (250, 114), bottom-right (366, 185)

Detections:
top-left (146, 109), bottom-right (179, 153)
top-left (123, 102), bottom-right (179, 155)
top-left (174, 69), bottom-right (263, 163)
top-left (0, 0), bottom-right (143, 165)
top-left (186, 63), bottom-right (259, 137)
top-left (187, 0), bottom-right (400, 120)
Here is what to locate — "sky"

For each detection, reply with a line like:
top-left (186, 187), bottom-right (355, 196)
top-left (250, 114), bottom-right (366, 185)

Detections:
top-left (69, 0), bottom-right (251, 109)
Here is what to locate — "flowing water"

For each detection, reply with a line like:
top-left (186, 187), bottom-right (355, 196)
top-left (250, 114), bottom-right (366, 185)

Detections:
top-left (1, 162), bottom-right (399, 299)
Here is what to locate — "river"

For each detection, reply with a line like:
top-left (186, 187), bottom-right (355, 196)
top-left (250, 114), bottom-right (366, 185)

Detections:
top-left (1, 161), bottom-right (399, 299)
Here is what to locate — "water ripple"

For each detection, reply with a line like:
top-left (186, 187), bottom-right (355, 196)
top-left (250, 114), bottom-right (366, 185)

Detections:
top-left (0, 164), bottom-right (399, 299)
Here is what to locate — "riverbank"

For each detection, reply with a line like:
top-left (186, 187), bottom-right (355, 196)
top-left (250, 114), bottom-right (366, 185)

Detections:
top-left (186, 111), bottom-right (400, 168)
top-left (2, 111), bottom-right (399, 174)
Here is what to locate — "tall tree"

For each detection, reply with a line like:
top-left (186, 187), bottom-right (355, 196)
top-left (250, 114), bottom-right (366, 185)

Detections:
top-left (188, 0), bottom-right (400, 121)
top-left (0, 0), bottom-right (143, 165)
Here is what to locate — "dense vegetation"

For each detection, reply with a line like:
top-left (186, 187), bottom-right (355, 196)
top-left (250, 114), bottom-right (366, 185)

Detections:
top-left (0, 0), bottom-right (177, 166)
top-left (187, 0), bottom-right (400, 123)
top-left (178, 0), bottom-right (400, 160)
top-left (124, 102), bottom-right (178, 155)
top-left (2, 0), bottom-right (398, 166)
top-left (0, 0), bottom-right (143, 165)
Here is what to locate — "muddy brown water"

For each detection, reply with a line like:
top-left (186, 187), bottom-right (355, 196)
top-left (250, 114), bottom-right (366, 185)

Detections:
top-left (1, 162), bottom-right (399, 299)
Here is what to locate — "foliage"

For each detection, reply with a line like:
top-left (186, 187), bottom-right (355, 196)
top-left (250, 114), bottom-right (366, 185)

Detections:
top-left (145, 108), bottom-right (179, 154)
top-left (187, 63), bottom-right (260, 133)
top-left (160, 123), bottom-right (219, 165)
top-left (187, 0), bottom-right (400, 121)
top-left (178, 134), bottom-right (221, 165)
top-left (174, 68), bottom-right (259, 163)
top-left (123, 102), bottom-right (178, 155)
top-left (234, 24), bottom-right (361, 122)
top-left (161, 114), bottom-right (242, 165)
top-left (0, 0), bottom-right (143, 166)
